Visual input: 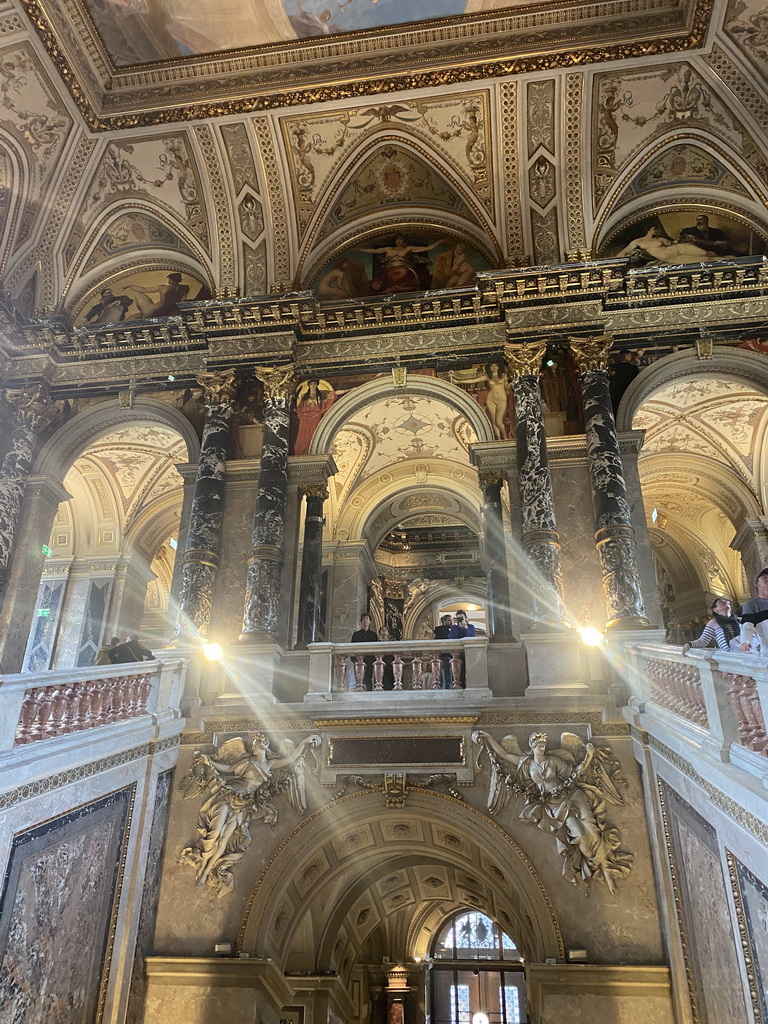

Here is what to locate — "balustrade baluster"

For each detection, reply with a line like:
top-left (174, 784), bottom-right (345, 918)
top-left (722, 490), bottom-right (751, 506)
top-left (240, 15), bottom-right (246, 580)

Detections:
top-left (14, 690), bottom-right (39, 744)
top-left (372, 655), bottom-right (385, 692)
top-left (31, 689), bottom-right (53, 741)
top-left (410, 654), bottom-right (423, 690)
top-left (392, 655), bottom-right (404, 691)
top-left (335, 654), bottom-right (347, 692)
top-left (353, 655), bottom-right (366, 692)
top-left (450, 652), bottom-right (463, 689)
top-left (431, 654), bottom-right (442, 689)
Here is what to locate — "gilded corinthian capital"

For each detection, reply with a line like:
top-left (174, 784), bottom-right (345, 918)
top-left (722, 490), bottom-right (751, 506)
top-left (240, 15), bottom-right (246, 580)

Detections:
top-left (504, 340), bottom-right (547, 379)
top-left (196, 369), bottom-right (237, 407)
top-left (254, 363), bottom-right (298, 402)
top-left (568, 334), bottom-right (614, 373)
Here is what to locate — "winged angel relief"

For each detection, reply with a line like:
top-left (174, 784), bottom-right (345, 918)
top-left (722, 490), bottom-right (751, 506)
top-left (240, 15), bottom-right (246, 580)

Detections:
top-left (472, 732), bottom-right (633, 893)
top-left (180, 733), bottom-right (321, 896)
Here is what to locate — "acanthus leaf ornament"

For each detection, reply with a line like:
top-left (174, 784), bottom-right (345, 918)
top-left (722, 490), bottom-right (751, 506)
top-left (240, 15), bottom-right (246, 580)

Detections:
top-left (254, 363), bottom-right (298, 403)
top-left (196, 369), bottom-right (237, 407)
top-left (504, 340), bottom-right (548, 379)
top-left (568, 333), bottom-right (614, 373)
top-left (473, 730), bottom-right (633, 893)
top-left (179, 732), bottom-right (321, 896)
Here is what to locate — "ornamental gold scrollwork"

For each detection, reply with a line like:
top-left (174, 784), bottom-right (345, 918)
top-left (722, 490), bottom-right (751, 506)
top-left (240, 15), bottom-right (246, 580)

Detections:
top-left (196, 369), bottom-right (237, 407)
top-left (254, 363), bottom-right (298, 402)
top-left (568, 333), bottom-right (614, 373)
top-left (504, 340), bottom-right (548, 379)
top-left (473, 730), bottom-right (633, 893)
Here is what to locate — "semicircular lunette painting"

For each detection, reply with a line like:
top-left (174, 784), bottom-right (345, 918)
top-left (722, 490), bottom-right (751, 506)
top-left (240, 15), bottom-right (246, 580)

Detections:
top-left (599, 208), bottom-right (768, 267)
top-left (309, 233), bottom-right (492, 300)
top-left (73, 268), bottom-right (210, 325)
top-left (82, 0), bottom-right (517, 66)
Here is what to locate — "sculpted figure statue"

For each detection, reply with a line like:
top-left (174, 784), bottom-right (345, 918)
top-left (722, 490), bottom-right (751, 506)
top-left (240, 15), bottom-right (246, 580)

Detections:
top-left (180, 732), bottom-right (321, 895)
top-left (472, 730), bottom-right (633, 893)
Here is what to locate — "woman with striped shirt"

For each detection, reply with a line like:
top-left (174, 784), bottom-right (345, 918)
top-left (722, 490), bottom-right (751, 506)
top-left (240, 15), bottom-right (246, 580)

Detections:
top-left (681, 597), bottom-right (741, 654)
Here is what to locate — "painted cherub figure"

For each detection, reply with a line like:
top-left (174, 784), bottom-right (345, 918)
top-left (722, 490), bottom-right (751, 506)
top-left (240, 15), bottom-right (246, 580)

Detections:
top-left (180, 732), bottom-right (320, 895)
top-left (472, 730), bottom-right (633, 893)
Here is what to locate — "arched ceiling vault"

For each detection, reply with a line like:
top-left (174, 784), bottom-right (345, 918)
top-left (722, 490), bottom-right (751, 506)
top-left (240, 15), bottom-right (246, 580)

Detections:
top-left (4, 4), bottom-right (768, 309)
top-left (239, 792), bottom-right (563, 970)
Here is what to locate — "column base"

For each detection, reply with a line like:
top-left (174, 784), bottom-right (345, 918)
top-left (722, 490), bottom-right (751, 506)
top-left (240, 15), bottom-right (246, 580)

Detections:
top-left (606, 616), bottom-right (651, 630)
top-left (238, 631), bottom-right (279, 644)
top-left (522, 632), bottom-right (591, 695)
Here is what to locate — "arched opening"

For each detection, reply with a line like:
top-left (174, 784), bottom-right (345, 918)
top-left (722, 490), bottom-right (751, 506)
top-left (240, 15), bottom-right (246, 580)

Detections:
top-left (430, 911), bottom-right (526, 1024)
top-left (21, 402), bottom-right (198, 669)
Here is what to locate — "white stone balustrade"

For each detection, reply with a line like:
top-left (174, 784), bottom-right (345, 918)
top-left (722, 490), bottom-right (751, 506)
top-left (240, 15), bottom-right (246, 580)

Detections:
top-left (624, 644), bottom-right (768, 772)
top-left (0, 657), bottom-right (186, 750)
top-left (306, 638), bottom-right (490, 698)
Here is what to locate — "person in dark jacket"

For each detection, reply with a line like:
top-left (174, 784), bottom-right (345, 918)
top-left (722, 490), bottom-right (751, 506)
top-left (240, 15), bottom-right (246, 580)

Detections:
top-left (349, 613), bottom-right (377, 690)
top-left (433, 613), bottom-right (454, 689)
top-left (110, 634), bottom-right (154, 664)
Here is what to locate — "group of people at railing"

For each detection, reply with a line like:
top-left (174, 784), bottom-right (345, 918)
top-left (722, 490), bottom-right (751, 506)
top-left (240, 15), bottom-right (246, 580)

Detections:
top-left (680, 568), bottom-right (768, 657)
top-left (342, 610), bottom-right (477, 691)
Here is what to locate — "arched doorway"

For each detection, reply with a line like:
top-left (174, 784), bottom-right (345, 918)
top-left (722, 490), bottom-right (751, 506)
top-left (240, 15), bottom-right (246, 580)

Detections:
top-left (430, 911), bottom-right (526, 1024)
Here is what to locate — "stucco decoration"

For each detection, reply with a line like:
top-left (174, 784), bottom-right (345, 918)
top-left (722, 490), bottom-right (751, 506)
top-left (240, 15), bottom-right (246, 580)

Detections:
top-left (613, 143), bottom-right (750, 201)
top-left (592, 63), bottom-right (765, 209)
top-left (179, 733), bottom-right (321, 896)
top-left (72, 136), bottom-right (208, 257)
top-left (725, 0), bottom-right (768, 84)
top-left (473, 731), bottom-right (633, 893)
top-left (82, 212), bottom-right (198, 273)
top-left (281, 92), bottom-right (492, 239)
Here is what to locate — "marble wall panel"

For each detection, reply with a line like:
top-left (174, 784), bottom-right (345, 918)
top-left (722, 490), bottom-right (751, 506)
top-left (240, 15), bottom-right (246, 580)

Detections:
top-left (0, 785), bottom-right (134, 1024)
top-left (209, 476), bottom-right (258, 642)
top-left (52, 574), bottom-right (89, 668)
top-left (664, 786), bottom-right (747, 1024)
top-left (732, 856), bottom-right (768, 1023)
top-left (538, 990), bottom-right (674, 1024)
top-left (143, 980), bottom-right (278, 1024)
top-left (548, 458), bottom-right (607, 628)
top-left (126, 770), bottom-right (174, 1024)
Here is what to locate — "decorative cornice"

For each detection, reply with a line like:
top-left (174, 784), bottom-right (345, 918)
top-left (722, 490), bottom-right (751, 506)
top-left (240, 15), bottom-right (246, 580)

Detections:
top-left (20, 0), bottom-right (712, 129)
top-left (0, 734), bottom-right (180, 810)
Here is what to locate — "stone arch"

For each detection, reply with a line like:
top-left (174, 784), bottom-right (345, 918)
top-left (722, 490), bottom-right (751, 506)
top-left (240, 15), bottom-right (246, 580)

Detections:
top-left (238, 790), bottom-right (563, 970)
top-left (592, 133), bottom-right (768, 249)
top-left (60, 201), bottom-right (211, 306)
top-left (312, 375), bottom-right (494, 455)
top-left (616, 347), bottom-right (768, 432)
top-left (33, 397), bottom-right (199, 485)
top-left (0, 131), bottom-right (29, 269)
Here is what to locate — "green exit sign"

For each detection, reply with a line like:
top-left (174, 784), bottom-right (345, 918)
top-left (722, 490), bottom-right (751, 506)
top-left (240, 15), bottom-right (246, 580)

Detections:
top-left (36, 608), bottom-right (50, 618)
top-left (41, 544), bottom-right (52, 556)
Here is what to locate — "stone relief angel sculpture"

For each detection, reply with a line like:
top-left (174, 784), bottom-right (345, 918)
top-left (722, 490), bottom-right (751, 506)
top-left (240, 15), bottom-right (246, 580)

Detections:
top-left (472, 731), bottom-right (633, 893)
top-left (179, 732), bottom-right (321, 896)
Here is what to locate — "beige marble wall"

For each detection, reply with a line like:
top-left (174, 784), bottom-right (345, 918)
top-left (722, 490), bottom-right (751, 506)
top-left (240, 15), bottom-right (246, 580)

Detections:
top-left (143, 958), bottom-right (285, 1024)
top-left (209, 468), bottom-right (259, 643)
top-left (526, 965), bottom-right (674, 1024)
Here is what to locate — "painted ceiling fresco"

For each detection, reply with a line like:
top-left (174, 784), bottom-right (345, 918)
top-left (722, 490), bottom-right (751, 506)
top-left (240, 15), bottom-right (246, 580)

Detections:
top-left (82, 0), bottom-right (518, 66)
top-left (599, 207), bottom-right (768, 265)
top-left (311, 233), bottom-right (491, 297)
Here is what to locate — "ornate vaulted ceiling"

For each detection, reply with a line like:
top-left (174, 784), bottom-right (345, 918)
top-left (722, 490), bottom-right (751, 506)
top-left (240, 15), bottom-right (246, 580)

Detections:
top-left (1, 0), bottom-right (767, 319)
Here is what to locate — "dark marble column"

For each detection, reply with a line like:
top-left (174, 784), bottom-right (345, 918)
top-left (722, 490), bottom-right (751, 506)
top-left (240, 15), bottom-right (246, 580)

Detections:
top-left (478, 471), bottom-right (514, 640)
top-left (171, 370), bottom-right (236, 642)
top-left (0, 385), bottom-right (52, 599)
top-left (296, 484), bottom-right (327, 646)
top-left (570, 335), bottom-right (650, 628)
top-left (241, 363), bottom-right (297, 641)
top-left (505, 341), bottom-right (564, 624)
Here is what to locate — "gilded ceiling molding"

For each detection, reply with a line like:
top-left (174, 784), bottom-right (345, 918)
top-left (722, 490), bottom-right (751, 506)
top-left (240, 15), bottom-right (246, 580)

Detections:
top-left (193, 124), bottom-right (236, 292)
top-left (18, 0), bottom-right (714, 130)
top-left (564, 73), bottom-right (588, 250)
top-left (252, 116), bottom-right (291, 289)
top-left (499, 81), bottom-right (526, 262)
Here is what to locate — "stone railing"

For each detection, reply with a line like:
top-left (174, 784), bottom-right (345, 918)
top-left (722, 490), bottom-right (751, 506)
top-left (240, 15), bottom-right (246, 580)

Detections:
top-left (624, 644), bottom-right (768, 769)
top-left (0, 658), bottom-right (186, 750)
top-left (306, 638), bottom-right (489, 698)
